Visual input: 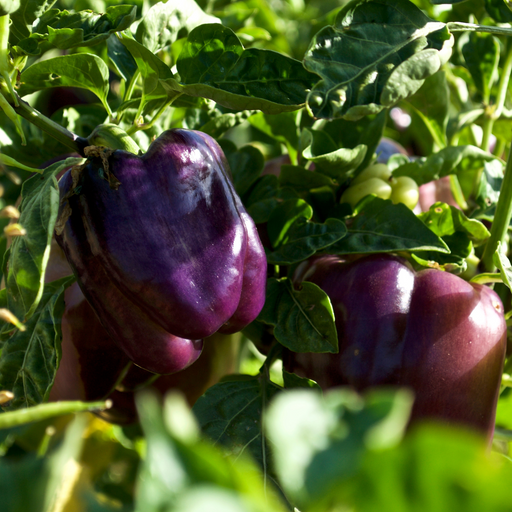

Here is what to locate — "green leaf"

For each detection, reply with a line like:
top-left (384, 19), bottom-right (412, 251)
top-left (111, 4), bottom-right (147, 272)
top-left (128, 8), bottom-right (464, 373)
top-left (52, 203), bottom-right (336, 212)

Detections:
top-left (494, 245), bottom-right (512, 290)
top-left (329, 196), bottom-right (449, 255)
top-left (5, 158), bottom-right (81, 322)
top-left (193, 377), bottom-right (281, 470)
top-left (135, 0), bottom-right (220, 52)
top-left (258, 277), bottom-right (338, 354)
top-left (461, 32), bottom-right (500, 105)
top-left (9, 0), bottom-right (55, 42)
top-left (219, 140), bottom-right (264, 197)
top-left (322, 111), bottom-right (388, 172)
top-left (304, 0), bottom-right (453, 119)
top-left (405, 70), bottom-right (449, 148)
top-left (265, 199), bottom-right (347, 265)
top-left (198, 110), bottom-right (254, 140)
top-left (247, 112), bottom-right (300, 164)
top-left (19, 5), bottom-right (136, 51)
top-left (244, 175), bottom-right (299, 224)
top-left (393, 145), bottom-right (501, 186)
top-left (0, 276), bottom-right (74, 410)
top-left (302, 129), bottom-right (367, 181)
top-left (414, 202), bottom-right (490, 270)
top-left (485, 0), bottom-right (512, 22)
top-left (282, 370), bottom-right (322, 390)
top-left (265, 388), bottom-right (413, 507)
top-left (278, 165), bottom-right (335, 192)
top-left (177, 23), bottom-right (318, 114)
top-left (107, 33), bottom-right (138, 82)
top-left (17, 54), bottom-right (112, 114)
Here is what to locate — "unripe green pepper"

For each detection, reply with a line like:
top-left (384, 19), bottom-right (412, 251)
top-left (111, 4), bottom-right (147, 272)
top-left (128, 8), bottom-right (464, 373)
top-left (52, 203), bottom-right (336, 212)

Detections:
top-left (341, 163), bottom-right (419, 210)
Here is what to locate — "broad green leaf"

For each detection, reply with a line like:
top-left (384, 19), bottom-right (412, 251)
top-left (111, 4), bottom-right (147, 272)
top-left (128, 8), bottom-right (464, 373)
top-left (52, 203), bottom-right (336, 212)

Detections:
top-left (282, 370), bottom-right (322, 390)
top-left (393, 145), bottom-right (501, 186)
top-left (278, 165), bottom-right (336, 192)
top-left (267, 199), bottom-right (312, 248)
top-left (461, 32), bottom-right (499, 105)
top-left (494, 245), bottom-right (512, 290)
top-left (136, 390), bottom-right (286, 512)
top-left (17, 54), bottom-right (112, 114)
top-left (329, 197), bottom-right (449, 254)
top-left (17, 5), bottom-right (136, 52)
top-left (193, 377), bottom-right (281, 471)
top-left (265, 388), bottom-right (412, 507)
top-left (0, 276), bottom-right (73, 410)
top-left (414, 202), bottom-right (490, 270)
top-left (177, 24), bottom-right (318, 114)
top-left (302, 129), bottom-right (367, 181)
top-left (6, 157), bottom-right (81, 322)
top-left (248, 112), bottom-right (300, 164)
top-left (474, 159), bottom-right (503, 217)
top-left (322, 111), bottom-right (388, 172)
top-left (219, 140), bottom-right (264, 197)
top-left (405, 70), bottom-right (449, 148)
top-left (135, 0), bottom-right (220, 52)
top-left (485, 0), bottom-right (512, 22)
top-left (266, 199), bottom-right (347, 265)
top-left (343, 424), bottom-right (512, 512)
top-left (258, 277), bottom-right (338, 354)
top-left (267, 218), bottom-right (347, 265)
top-left (304, 0), bottom-right (453, 119)
top-left (418, 202), bottom-right (490, 246)
top-left (244, 175), bottom-right (299, 223)
top-left (107, 33), bottom-right (138, 82)
top-left (9, 0), bottom-right (55, 41)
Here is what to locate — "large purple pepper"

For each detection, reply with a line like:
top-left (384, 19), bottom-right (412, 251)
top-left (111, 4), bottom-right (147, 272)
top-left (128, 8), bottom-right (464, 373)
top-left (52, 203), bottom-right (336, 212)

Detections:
top-left (285, 254), bottom-right (507, 442)
top-left (55, 129), bottom-right (266, 374)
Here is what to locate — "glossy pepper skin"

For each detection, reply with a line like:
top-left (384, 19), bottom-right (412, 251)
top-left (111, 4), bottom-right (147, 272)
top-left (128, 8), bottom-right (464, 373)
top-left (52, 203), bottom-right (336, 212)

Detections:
top-left (285, 254), bottom-right (507, 442)
top-left (55, 129), bottom-right (266, 374)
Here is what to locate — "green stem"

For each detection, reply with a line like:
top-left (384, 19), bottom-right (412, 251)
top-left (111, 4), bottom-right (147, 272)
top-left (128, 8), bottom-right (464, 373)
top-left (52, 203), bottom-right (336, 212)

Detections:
top-left (448, 22), bottom-right (512, 37)
top-left (481, 38), bottom-right (512, 152)
top-left (481, 146), bottom-right (512, 272)
top-left (0, 15), bottom-right (17, 106)
top-left (0, 400), bottom-right (109, 429)
top-left (5, 89), bottom-right (88, 156)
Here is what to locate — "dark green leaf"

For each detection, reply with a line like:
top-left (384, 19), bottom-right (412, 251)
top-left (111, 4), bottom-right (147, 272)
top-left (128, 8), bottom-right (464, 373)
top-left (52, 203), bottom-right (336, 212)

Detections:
top-left (107, 33), bottom-right (137, 82)
top-left (304, 0), bottom-right (453, 119)
top-left (329, 197), bottom-right (449, 254)
top-left (135, 0), bottom-right (219, 52)
top-left (278, 165), bottom-right (335, 193)
top-left (393, 145), bottom-right (501, 186)
top-left (245, 175), bottom-right (299, 223)
top-left (6, 158), bottom-right (81, 322)
top-left (267, 199), bottom-right (312, 248)
top-left (474, 159), bottom-right (503, 217)
top-left (405, 70), bottom-right (449, 148)
top-left (9, 0), bottom-right (55, 42)
top-left (193, 376), bottom-right (281, 470)
top-left (199, 110), bottom-right (254, 139)
top-left (0, 276), bottom-right (74, 410)
top-left (20, 5), bottom-right (136, 51)
top-left (248, 112), bottom-right (300, 164)
top-left (302, 129), bottom-right (367, 181)
top-left (18, 54), bottom-right (111, 113)
top-left (322, 111), bottom-right (387, 171)
top-left (485, 0), bottom-right (512, 22)
top-left (461, 32), bottom-right (499, 104)
top-left (258, 277), bottom-right (338, 354)
top-left (282, 370), bottom-right (321, 390)
top-left (177, 24), bottom-right (318, 114)
top-left (219, 141), bottom-right (264, 197)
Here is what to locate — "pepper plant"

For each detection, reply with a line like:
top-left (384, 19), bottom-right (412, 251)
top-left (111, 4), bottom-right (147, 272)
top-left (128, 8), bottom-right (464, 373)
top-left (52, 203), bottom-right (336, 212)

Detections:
top-left (2, 0), bottom-right (512, 511)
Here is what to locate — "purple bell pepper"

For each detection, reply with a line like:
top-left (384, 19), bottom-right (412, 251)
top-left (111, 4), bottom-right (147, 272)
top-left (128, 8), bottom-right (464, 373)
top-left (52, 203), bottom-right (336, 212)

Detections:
top-left (285, 253), bottom-right (507, 442)
top-left (55, 129), bottom-right (266, 374)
